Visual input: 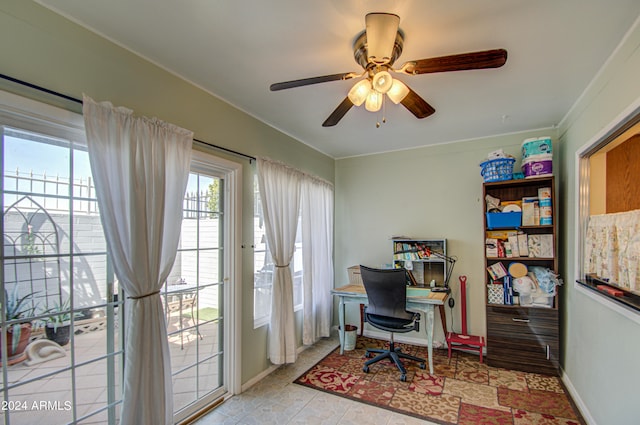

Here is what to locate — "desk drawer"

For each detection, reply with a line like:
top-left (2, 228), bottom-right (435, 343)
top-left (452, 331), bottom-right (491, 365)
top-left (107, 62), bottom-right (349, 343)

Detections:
top-left (487, 335), bottom-right (559, 375)
top-left (486, 305), bottom-right (559, 375)
top-left (486, 305), bottom-right (558, 338)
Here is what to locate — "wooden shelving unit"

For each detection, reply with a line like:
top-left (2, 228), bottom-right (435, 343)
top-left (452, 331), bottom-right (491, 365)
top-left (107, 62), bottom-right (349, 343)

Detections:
top-left (482, 176), bottom-right (560, 376)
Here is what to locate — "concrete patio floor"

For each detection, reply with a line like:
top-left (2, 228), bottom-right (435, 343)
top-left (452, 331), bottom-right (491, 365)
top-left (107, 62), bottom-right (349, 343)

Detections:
top-left (1, 311), bottom-right (221, 425)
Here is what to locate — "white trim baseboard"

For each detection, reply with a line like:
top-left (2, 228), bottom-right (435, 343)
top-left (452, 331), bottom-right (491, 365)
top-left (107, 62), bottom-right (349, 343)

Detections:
top-left (562, 370), bottom-right (596, 425)
top-left (240, 363), bottom-right (280, 393)
top-left (239, 343), bottom-right (311, 393)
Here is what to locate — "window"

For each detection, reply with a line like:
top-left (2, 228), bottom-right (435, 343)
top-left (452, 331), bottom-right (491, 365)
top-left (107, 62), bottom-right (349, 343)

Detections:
top-left (1, 94), bottom-right (123, 424)
top-left (576, 101), bottom-right (640, 318)
top-left (253, 175), bottom-right (303, 328)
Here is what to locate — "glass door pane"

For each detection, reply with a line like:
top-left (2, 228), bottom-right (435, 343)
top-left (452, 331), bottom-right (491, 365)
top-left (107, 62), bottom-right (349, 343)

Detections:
top-left (1, 126), bottom-right (123, 425)
top-left (163, 172), bottom-right (225, 420)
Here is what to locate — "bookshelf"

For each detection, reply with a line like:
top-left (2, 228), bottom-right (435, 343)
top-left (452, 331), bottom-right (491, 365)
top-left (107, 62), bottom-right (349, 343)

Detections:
top-left (483, 176), bottom-right (560, 375)
top-left (392, 238), bottom-right (448, 288)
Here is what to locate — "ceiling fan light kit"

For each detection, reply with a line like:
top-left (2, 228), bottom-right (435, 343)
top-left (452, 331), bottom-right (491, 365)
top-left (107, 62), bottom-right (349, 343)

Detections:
top-left (348, 79), bottom-right (372, 106)
top-left (365, 90), bottom-right (383, 112)
top-left (387, 79), bottom-right (410, 104)
top-left (270, 12), bottom-right (508, 127)
top-left (372, 70), bottom-right (393, 93)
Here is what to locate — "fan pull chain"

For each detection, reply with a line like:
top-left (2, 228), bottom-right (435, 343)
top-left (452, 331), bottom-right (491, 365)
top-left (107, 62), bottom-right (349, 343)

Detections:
top-left (382, 96), bottom-right (387, 124)
top-left (376, 96), bottom-right (387, 128)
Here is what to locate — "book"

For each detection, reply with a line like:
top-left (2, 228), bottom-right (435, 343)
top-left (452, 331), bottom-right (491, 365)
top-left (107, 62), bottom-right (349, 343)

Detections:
top-left (407, 270), bottom-right (419, 286)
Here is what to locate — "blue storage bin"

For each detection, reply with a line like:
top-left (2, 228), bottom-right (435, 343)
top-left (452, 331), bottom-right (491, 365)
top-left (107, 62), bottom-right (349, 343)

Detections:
top-left (486, 212), bottom-right (522, 229)
top-left (480, 157), bottom-right (515, 182)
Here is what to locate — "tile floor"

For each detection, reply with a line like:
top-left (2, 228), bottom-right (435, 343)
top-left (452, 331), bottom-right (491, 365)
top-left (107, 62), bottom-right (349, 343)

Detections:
top-left (194, 334), bottom-right (434, 425)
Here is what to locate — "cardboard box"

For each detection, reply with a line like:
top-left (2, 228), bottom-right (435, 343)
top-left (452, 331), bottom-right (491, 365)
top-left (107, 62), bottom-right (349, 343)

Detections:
top-left (508, 235), bottom-right (520, 257)
top-left (522, 198), bottom-right (538, 226)
top-left (517, 233), bottom-right (529, 257)
top-left (485, 238), bottom-right (498, 257)
top-left (487, 262), bottom-right (508, 280)
top-left (527, 234), bottom-right (554, 257)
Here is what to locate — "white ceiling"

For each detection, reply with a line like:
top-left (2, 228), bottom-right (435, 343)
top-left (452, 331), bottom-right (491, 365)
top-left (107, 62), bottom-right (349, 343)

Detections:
top-left (37, 0), bottom-right (640, 159)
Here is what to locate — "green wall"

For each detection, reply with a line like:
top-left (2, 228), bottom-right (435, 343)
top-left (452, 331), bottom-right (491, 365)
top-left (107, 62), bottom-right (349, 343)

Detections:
top-left (334, 128), bottom-right (557, 344)
top-left (0, 1), bottom-right (334, 385)
top-left (557, 18), bottom-right (640, 424)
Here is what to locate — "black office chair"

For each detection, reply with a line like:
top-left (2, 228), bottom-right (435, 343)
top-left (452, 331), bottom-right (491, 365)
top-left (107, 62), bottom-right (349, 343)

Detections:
top-left (360, 265), bottom-right (426, 381)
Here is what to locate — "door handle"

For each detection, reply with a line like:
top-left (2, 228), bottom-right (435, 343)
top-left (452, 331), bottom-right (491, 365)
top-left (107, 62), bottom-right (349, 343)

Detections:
top-left (512, 318), bottom-right (530, 323)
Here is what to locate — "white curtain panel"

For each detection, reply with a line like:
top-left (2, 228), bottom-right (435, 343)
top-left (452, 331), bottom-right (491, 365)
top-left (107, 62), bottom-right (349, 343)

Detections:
top-left (301, 178), bottom-right (334, 345)
top-left (585, 209), bottom-right (640, 293)
top-left (257, 158), bottom-right (302, 364)
top-left (83, 95), bottom-right (193, 425)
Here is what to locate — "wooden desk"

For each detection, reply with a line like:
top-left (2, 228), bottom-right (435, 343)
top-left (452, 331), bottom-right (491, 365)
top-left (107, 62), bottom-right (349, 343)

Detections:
top-left (331, 283), bottom-right (448, 375)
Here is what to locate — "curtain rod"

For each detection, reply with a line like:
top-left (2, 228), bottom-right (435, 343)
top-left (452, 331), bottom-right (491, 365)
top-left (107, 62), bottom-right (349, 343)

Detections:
top-left (0, 73), bottom-right (256, 162)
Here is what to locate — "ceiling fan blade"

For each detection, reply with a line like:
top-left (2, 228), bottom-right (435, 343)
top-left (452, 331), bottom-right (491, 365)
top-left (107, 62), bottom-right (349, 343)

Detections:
top-left (365, 13), bottom-right (400, 64)
top-left (270, 72), bottom-right (357, 91)
top-left (322, 97), bottom-right (354, 127)
top-left (400, 49), bottom-right (507, 75)
top-left (401, 87), bottom-right (436, 119)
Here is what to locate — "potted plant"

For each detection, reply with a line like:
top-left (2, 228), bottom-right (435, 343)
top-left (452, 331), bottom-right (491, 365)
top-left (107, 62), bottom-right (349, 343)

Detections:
top-left (45, 298), bottom-right (80, 346)
top-left (1, 287), bottom-right (36, 366)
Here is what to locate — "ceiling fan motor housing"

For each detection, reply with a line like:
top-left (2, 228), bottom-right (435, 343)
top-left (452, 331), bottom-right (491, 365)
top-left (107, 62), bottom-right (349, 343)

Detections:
top-left (353, 30), bottom-right (405, 70)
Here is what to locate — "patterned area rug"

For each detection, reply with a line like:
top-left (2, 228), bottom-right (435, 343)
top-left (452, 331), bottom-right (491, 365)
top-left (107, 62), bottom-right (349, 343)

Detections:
top-left (294, 337), bottom-right (583, 425)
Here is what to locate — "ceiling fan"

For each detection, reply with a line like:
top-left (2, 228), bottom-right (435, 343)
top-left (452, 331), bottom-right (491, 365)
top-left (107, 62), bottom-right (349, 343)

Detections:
top-left (270, 13), bottom-right (507, 127)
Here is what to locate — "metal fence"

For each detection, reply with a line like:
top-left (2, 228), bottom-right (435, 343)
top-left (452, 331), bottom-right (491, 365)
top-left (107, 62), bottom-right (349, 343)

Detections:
top-left (4, 168), bottom-right (209, 217)
top-left (4, 168), bottom-right (97, 214)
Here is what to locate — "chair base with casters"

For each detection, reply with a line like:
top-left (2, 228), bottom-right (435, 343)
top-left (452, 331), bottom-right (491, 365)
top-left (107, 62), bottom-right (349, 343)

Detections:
top-left (361, 307), bottom-right (427, 381)
top-left (362, 332), bottom-right (426, 382)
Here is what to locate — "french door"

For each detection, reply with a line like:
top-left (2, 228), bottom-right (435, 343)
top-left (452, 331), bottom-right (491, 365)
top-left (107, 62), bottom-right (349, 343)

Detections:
top-left (168, 151), bottom-right (241, 423)
top-left (0, 90), bottom-right (241, 424)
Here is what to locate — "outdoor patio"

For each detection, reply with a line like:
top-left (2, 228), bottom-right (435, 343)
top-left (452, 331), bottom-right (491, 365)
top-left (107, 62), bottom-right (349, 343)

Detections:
top-left (1, 307), bottom-right (220, 425)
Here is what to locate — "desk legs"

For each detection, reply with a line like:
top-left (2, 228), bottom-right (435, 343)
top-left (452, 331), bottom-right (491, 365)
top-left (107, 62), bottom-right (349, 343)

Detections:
top-left (338, 296), bottom-right (345, 355)
top-left (438, 304), bottom-right (447, 337)
top-left (424, 305), bottom-right (435, 375)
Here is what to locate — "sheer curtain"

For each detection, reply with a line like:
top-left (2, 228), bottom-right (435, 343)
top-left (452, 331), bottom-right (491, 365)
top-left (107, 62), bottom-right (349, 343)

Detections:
top-left (585, 209), bottom-right (640, 293)
top-left (301, 177), bottom-right (334, 345)
top-left (257, 158), bottom-right (302, 364)
top-left (83, 96), bottom-right (193, 425)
